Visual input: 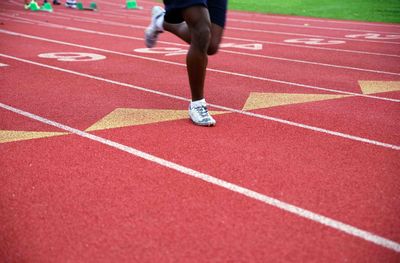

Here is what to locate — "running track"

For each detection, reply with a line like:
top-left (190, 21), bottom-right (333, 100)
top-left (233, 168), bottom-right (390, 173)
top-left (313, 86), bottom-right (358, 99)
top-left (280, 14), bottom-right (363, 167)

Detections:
top-left (0, 0), bottom-right (400, 261)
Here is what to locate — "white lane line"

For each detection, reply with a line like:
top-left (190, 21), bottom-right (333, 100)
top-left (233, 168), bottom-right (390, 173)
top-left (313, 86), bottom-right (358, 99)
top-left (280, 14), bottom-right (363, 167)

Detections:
top-left (1, 53), bottom-right (399, 151)
top-left (1, 29), bottom-right (399, 104)
top-left (0, 101), bottom-right (399, 253)
top-left (5, 15), bottom-right (400, 77)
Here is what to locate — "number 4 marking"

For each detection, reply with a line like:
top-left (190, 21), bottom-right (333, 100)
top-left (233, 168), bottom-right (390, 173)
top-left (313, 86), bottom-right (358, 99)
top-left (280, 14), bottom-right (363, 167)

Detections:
top-left (134, 47), bottom-right (187, 56)
top-left (220, 43), bottom-right (263, 50)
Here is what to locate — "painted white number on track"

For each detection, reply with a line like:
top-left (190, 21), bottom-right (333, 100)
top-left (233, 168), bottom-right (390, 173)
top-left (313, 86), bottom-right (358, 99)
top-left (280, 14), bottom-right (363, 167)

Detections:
top-left (0, 63), bottom-right (8, 67)
top-left (220, 43), bottom-right (263, 50)
top-left (38, 52), bottom-right (106, 61)
top-left (345, 33), bottom-right (400, 40)
top-left (134, 43), bottom-right (263, 56)
top-left (134, 47), bottom-right (187, 56)
top-left (284, 38), bottom-right (346, 45)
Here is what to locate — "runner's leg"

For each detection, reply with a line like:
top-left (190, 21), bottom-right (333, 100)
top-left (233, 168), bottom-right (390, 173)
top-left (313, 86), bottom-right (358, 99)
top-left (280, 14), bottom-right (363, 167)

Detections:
top-left (181, 5), bottom-right (211, 101)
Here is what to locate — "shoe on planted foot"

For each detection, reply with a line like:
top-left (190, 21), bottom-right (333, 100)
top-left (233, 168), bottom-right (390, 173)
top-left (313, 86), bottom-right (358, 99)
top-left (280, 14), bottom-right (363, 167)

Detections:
top-left (145, 6), bottom-right (165, 48)
top-left (189, 99), bottom-right (216, 127)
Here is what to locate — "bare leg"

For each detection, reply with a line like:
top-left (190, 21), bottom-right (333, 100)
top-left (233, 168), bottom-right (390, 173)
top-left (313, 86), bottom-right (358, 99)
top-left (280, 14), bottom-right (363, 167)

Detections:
top-left (179, 6), bottom-right (211, 101)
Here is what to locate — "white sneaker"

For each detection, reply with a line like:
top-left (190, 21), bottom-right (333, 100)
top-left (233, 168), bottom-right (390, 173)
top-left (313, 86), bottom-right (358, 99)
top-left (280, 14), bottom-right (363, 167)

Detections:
top-left (65, 2), bottom-right (77, 8)
top-left (189, 99), bottom-right (216, 127)
top-left (145, 6), bottom-right (165, 48)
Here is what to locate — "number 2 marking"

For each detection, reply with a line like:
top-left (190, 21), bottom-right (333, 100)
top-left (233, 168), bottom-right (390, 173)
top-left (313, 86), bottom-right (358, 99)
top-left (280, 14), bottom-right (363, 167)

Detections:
top-left (345, 33), bottom-right (400, 40)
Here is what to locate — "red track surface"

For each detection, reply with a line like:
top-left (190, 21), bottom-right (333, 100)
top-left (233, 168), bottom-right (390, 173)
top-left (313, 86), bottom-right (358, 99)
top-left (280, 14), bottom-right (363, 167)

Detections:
top-left (1, 0), bottom-right (400, 261)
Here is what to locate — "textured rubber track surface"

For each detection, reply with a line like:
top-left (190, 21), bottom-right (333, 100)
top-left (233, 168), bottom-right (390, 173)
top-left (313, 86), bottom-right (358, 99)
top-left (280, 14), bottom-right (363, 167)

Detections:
top-left (1, 0), bottom-right (399, 261)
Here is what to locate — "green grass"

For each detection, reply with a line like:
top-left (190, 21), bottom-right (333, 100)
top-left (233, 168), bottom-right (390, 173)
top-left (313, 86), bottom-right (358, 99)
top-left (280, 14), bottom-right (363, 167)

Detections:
top-left (228, 0), bottom-right (400, 23)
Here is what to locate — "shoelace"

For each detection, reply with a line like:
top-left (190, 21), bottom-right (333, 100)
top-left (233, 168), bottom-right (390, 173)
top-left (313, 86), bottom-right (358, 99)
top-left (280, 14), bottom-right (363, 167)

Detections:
top-left (194, 105), bottom-right (209, 118)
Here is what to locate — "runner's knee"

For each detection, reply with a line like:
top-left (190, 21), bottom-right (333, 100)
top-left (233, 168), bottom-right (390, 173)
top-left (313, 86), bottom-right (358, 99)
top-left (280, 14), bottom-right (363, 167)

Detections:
top-left (207, 24), bottom-right (224, 55)
top-left (191, 24), bottom-right (211, 52)
top-left (207, 43), bottom-right (219, 55)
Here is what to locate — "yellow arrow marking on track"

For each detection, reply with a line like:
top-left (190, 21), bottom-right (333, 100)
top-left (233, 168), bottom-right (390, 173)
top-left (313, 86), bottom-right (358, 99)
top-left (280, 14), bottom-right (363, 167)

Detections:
top-left (242, 93), bottom-right (349, 111)
top-left (3, 81), bottom-right (397, 142)
top-left (0, 130), bottom-right (68, 144)
top-left (86, 108), bottom-right (227, 131)
top-left (359, 81), bottom-right (400, 94)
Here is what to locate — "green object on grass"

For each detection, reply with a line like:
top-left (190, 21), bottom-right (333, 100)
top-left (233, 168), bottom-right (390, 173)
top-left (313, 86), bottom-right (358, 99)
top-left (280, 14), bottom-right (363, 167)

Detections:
top-left (228, 0), bottom-right (400, 23)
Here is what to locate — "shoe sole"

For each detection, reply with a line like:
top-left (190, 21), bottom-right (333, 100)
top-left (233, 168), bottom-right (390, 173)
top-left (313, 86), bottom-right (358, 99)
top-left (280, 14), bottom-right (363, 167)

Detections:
top-left (189, 117), bottom-right (216, 127)
top-left (191, 121), bottom-right (216, 127)
top-left (145, 28), bottom-right (159, 48)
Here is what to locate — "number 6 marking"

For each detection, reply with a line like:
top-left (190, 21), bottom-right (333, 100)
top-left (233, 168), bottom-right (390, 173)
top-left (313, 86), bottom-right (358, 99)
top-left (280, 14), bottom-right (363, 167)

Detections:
top-left (38, 52), bottom-right (106, 61)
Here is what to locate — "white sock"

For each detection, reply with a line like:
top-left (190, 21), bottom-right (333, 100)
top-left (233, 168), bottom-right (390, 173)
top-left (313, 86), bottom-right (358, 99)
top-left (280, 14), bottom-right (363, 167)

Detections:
top-left (190, 98), bottom-right (206, 108)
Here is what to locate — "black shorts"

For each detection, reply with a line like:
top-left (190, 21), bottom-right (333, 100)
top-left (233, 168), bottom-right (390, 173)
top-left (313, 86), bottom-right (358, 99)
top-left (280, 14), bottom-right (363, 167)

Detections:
top-left (163, 0), bottom-right (228, 28)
